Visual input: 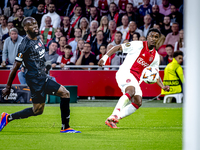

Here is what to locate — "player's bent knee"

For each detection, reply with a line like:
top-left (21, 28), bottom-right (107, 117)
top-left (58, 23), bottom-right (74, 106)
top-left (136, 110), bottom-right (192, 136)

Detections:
top-left (33, 103), bottom-right (45, 115)
top-left (33, 109), bottom-right (43, 115)
top-left (60, 86), bottom-right (70, 98)
top-left (125, 86), bottom-right (136, 98)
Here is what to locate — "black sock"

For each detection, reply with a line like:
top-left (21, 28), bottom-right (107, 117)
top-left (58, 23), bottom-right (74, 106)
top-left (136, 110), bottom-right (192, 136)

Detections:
top-left (7, 107), bottom-right (36, 122)
top-left (60, 98), bottom-right (70, 130)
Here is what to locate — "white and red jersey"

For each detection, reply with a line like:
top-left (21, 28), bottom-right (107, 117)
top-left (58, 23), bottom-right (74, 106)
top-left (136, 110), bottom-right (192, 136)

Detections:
top-left (57, 55), bottom-right (74, 64)
top-left (120, 41), bottom-right (160, 82)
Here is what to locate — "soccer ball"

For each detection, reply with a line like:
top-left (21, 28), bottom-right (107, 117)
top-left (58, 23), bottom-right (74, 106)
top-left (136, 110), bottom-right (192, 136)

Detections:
top-left (141, 67), bottom-right (159, 84)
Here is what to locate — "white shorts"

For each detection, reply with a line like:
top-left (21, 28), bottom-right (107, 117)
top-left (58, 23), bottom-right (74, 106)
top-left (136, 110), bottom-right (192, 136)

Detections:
top-left (115, 70), bottom-right (142, 97)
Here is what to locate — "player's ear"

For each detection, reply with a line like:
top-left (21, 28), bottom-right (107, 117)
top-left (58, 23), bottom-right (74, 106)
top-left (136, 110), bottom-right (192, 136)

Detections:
top-left (24, 26), bottom-right (28, 32)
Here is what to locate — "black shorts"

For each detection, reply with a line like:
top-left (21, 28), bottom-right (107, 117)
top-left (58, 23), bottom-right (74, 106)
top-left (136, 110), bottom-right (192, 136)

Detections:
top-left (31, 78), bottom-right (61, 103)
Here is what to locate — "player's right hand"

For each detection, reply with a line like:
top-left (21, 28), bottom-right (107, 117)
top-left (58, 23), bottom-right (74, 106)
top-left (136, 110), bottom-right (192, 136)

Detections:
top-left (2, 87), bottom-right (11, 99)
top-left (98, 59), bottom-right (104, 67)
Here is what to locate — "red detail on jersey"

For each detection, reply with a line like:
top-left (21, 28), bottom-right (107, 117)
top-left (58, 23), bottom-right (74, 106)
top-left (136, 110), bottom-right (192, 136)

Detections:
top-left (126, 79), bottom-right (131, 83)
top-left (71, 16), bottom-right (81, 28)
top-left (125, 31), bottom-right (130, 40)
top-left (61, 56), bottom-right (71, 64)
top-left (69, 4), bottom-right (78, 16)
top-left (86, 33), bottom-right (91, 43)
top-left (130, 41), bottom-right (156, 81)
top-left (110, 30), bottom-right (116, 42)
top-left (38, 43), bottom-right (42, 47)
top-left (114, 12), bottom-right (119, 23)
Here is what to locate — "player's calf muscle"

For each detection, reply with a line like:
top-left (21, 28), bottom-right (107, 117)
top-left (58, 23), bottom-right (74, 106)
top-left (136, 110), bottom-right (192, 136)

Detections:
top-left (134, 95), bottom-right (142, 107)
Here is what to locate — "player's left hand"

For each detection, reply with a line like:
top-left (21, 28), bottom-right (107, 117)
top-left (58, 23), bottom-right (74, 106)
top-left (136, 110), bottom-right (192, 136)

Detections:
top-left (163, 85), bottom-right (170, 92)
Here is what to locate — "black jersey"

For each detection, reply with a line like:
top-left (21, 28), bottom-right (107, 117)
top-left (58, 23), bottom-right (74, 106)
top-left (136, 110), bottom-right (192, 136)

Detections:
top-left (16, 36), bottom-right (47, 93)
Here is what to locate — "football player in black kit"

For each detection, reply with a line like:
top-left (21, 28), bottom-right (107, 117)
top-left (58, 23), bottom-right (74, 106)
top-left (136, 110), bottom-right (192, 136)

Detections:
top-left (0, 17), bottom-right (81, 133)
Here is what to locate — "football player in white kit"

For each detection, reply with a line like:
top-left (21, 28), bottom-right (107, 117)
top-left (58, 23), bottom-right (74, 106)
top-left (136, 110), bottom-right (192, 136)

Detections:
top-left (98, 28), bottom-right (170, 128)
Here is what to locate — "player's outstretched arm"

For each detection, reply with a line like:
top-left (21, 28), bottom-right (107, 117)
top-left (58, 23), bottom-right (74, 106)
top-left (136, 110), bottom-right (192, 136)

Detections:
top-left (156, 77), bottom-right (170, 92)
top-left (98, 45), bottom-right (122, 67)
top-left (2, 61), bottom-right (22, 98)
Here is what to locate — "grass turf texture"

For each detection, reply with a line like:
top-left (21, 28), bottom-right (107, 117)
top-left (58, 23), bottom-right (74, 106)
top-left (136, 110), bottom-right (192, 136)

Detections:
top-left (0, 100), bottom-right (182, 150)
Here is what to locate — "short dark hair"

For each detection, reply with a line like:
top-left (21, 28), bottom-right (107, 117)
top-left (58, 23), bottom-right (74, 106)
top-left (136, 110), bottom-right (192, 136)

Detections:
top-left (75, 27), bottom-right (82, 33)
top-left (49, 41), bottom-right (58, 47)
top-left (173, 50), bottom-right (183, 58)
top-left (97, 30), bottom-right (104, 35)
top-left (84, 42), bottom-right (91, 46)
top-left (171, 4), bottom-right (176, 8)
top-left (90, 6), bottom-right (97, 10)
top-left (22, 17), bottom-right (35, 27)
top-left (109, 2), bottom-right (117, 7)
top-left (7, 21), bottom-right (13, 24)
top-left (122, 14), bottom-right (128, 19)
top-left (115, 31), bottom-right (122, 37)
top-left (100, 44), bottom-right (107, 49)
top-left (75, 5), bottom-right (82, 10)
top-left (133, 32), bottom-right (140, 40)
top-left (16, 7), bottom-right (24, 12)
top-left (48, 2), bottom-right (55, 7)
top-left (172, 22), bottom-right (179, 26)
top-left (164, 15), bottom-right (170, 19)
top-left (127, 3), bottom-right (133, 7)
top-left (166, 44), bottom-right (174, 49)
top-left (37, 2), bottom-right (45, 7)
top-left (147, 28), bottom-right (161, 37)
top-left (64, 45), bottom-right (72, 49)
top-left (58, 36), bottom-right (66, 42)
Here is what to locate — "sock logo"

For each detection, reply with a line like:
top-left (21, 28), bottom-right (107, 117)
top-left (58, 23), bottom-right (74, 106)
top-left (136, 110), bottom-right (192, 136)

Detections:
top-left (8, 115), bottom-right (13, 121)
top-left (116, 108), bottom-right (121, 112)
top-left (66, 115), bottom-right (70, 119)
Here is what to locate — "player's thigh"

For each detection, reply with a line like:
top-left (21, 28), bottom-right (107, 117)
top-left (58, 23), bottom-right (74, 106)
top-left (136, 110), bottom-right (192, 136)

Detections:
top-left (116, 71), bottom-right (142, 96)
top-left (44, 78), bottom-right (61, 95)
top-left (32, 103), bottom-right (45, 114)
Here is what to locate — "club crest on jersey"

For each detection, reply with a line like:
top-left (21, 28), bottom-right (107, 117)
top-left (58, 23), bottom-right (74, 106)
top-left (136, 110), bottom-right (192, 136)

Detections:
top-left (126, 79), bottom-right (131, 83)
top-left (149, 56), bottom-right (153, 61)
top-left (125, 42), bottom-right (131, 47)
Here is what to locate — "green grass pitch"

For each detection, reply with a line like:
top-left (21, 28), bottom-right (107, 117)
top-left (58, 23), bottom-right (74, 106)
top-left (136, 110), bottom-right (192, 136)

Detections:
top-left (0, 100), bottom-right (182, 150)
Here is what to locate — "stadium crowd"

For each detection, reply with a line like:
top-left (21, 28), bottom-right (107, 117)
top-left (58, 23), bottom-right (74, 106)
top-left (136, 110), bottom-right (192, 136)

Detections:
top-left (0, 0), bottom-right (184, 70)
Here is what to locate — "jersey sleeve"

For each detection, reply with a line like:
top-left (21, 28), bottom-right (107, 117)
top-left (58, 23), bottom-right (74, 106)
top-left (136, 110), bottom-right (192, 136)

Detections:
top-left (15, 38), bottom-right (29, 62)
top-left (121, 41), bottom-right (143, 54)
